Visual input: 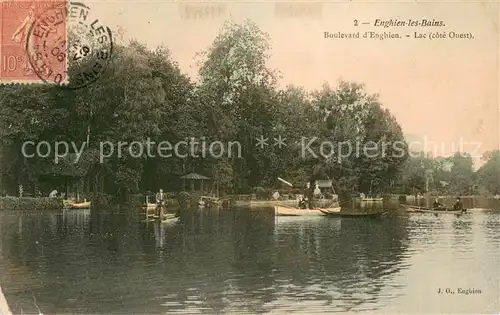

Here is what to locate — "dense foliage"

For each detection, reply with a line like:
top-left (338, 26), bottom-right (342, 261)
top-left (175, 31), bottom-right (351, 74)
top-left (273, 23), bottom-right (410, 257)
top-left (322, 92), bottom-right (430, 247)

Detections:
top-left (396, 151), bottom-right (500, 196)
top-left (0, 21), bottom-right (495, 200)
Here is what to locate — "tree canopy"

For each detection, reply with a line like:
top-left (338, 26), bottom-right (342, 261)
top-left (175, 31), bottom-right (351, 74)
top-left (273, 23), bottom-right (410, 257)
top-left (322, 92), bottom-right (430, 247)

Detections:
top-left (1, 20), bottom-right (493, 199)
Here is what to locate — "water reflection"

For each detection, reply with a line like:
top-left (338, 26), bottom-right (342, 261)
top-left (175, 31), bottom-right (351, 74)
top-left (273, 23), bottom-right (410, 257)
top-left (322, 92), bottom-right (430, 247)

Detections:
top-left (483, 211), bottom-right (500, 244)
top-left (269, 215), bottom-right (410, 312)
top-left (0, 208), bottom-right (498, 314)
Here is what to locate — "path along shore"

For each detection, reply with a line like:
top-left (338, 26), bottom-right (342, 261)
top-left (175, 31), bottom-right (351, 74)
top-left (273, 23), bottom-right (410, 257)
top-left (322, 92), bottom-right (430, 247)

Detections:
top-left (0, 285), bottom-right (12, 315)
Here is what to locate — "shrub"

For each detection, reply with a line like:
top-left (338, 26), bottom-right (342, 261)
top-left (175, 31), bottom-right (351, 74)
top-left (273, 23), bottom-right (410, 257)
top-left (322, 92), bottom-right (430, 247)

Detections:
top-left (0, 197), bottom-right (63, 211)
top-left (178, 191), bottom-right (190, 207)
top-left (92, 193), bottom-right (113, 208)
top-left (398, 195), bottom-right (406, 203)
top-left (126, 194), bottom-right (143, 208)
top-left (253, 187), bottom-right (267, 200)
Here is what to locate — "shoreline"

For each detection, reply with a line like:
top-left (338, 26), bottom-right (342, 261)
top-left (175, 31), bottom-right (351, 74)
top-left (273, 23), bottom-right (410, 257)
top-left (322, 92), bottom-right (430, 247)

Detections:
top-left (0, 284), bottom-right (12, 315)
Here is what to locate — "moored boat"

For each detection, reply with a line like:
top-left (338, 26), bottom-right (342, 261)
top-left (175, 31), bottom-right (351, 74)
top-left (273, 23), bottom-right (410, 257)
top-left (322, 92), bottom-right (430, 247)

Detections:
top-left (401, 204), bottom-right (467, 215)
top-left (143, 203), bottom-right (157, 210)
top-left (274, 205), bottom-right (341, 216)
top-left (144, 206), bottom-right (179, 223)
top-left (65, 201), bottom-right (91, 209)
top-left (144, 215), bottom-right (179, 224)
top-left (199, 196), bottom-right (220, 208)
top-left (319, 208), bottom-right (388, 218)
top-left (151, 213), bottom-right (179, 223)
top-left (361, 197), bottom-right (384, 202)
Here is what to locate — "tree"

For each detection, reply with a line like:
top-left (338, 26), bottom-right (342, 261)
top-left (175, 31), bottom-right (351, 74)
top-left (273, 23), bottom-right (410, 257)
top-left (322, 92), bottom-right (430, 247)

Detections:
top-left (476, 150), bottom-right (500, 195)
top-left (448, 152), bottom-right (474, 195)
top-left (196, 20), bottom-right (279, 192)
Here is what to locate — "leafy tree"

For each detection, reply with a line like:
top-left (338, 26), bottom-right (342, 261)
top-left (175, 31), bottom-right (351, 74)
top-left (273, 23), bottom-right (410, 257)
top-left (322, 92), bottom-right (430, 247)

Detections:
top-left (447, 152), bottom-right (474, 195)
top-left (476, 150), bottom-right (500, 195)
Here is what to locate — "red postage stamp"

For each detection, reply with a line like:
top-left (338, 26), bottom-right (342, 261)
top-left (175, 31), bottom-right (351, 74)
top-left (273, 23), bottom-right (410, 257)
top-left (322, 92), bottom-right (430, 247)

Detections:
top-left (0, 0), bottom-right (67, 83)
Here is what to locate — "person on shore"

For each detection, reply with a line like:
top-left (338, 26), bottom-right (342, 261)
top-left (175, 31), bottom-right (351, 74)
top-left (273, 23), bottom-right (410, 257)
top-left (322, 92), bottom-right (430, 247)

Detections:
top-left (432, 198), bottom-right (444, 209)
top-left (453, 197), bottom-right (464, 212)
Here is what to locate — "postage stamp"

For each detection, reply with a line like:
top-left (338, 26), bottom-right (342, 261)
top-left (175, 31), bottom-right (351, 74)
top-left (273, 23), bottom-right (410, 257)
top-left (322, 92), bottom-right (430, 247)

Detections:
top-left (26, 1), bottom-right (113, 89)
top-left (1, 0), bottom-right (113, 88)
top-left (0, 0), bottom-right (64, 83)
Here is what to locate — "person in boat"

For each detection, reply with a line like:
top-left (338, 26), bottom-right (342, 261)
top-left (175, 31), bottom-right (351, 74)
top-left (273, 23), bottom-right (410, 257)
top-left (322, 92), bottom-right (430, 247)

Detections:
top-left (432, 198), bottom-right (444, 209)
top-left (302, 196), bottom-right (309, 209)
top-left (453, 197), bottom-right (464, 212)
top-left (298, 197), bottom-right (307, 209)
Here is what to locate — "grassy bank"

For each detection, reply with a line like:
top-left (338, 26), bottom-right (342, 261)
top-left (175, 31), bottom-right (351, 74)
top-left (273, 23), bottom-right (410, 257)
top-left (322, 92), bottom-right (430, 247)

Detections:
top-left (0, 197), bottom-right (63, 211)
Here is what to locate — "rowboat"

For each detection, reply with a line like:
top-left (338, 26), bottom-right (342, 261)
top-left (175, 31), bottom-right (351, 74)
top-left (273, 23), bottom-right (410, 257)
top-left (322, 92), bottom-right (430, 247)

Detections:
top-left (318, 208), bottom-right (388, 218)
top-left (361, 197), bottom-right (384, 202)
top-left (150, 213), bottom-right (179, 223)
top-left (144, 211), bottom-right (179, 223)
top-left (401, 204), bottom-right (467, 215)
top-left (143, 203), bottom-right (157, 210)
top-left (199, 196), bottom-right (221, 208)
top-left (274, 204), bottom-right (341, 216)
top-left (66, 201), bottom-right (91, 209)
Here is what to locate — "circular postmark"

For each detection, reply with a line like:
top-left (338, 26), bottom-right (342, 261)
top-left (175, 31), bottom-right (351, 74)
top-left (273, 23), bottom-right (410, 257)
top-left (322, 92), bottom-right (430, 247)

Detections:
top-left (26, 2), bottom-right (113, 89)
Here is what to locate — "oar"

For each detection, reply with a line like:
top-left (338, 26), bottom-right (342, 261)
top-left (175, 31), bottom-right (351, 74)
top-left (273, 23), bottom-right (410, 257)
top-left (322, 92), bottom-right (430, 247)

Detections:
top-left (277, 177), bottom-right (294, 187)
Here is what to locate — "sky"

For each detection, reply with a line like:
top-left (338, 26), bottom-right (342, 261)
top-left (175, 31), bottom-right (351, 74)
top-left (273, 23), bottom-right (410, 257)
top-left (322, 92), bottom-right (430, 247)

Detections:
top-left (87, 0), bottom-right (498, 166)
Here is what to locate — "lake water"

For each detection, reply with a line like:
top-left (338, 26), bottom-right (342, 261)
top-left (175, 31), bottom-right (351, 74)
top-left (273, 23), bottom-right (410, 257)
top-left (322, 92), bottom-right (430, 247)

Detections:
top-left (0, 207), bottom-right (498, 314)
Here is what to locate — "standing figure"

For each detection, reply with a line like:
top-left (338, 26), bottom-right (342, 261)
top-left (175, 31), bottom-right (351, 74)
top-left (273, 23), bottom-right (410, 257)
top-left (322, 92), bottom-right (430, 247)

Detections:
top-left (313, 182), bottom-right (321, 196)
top-left (453, 197), bottom-right (465, 213)
top-left (155, 189), bottom-right (166, 218)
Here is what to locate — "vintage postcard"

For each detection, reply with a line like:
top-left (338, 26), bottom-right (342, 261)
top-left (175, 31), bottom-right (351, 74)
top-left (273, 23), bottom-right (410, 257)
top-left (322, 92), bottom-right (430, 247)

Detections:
top-left (0, 0), bottom-right (498, 314)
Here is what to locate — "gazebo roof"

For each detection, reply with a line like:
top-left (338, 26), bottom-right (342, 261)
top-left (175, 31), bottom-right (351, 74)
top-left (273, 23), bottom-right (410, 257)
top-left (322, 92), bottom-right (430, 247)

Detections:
top-left (180, 172), bottom-right (210, 180)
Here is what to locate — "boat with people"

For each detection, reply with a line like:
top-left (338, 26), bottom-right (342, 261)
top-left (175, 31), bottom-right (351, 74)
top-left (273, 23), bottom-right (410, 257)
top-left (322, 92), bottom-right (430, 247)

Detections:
top-left (143, 189), bottom-right (180, 223)
top-left (274, 176), bottom-right (344, 216)
top-left (198, 195), bottom-right (221, 208)
top-left (144, 203), bottom-right (179, 223)
top-left (143, 202), bottom-right (157, 210)
top-left (142, 195), bottom-right (157, 210)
